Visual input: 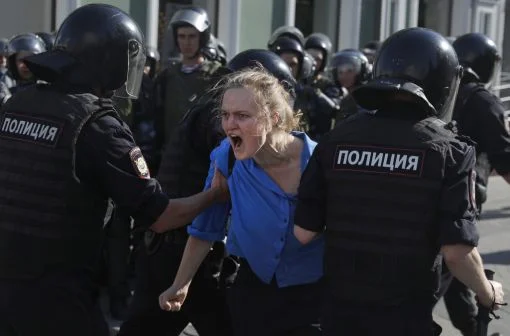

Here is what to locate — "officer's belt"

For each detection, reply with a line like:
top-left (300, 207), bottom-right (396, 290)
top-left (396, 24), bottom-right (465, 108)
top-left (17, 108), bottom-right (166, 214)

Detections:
top-left (163, 226), bottom-right (188, 244)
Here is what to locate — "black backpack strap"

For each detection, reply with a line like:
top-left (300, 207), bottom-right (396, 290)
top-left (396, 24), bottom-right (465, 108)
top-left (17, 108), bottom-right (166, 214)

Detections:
top-left (228, 146), bottom-right (236, 177)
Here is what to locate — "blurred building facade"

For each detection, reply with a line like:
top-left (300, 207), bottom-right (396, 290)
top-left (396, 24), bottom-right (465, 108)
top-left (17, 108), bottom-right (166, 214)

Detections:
top-left (0, 0), bottom-right (507, 72)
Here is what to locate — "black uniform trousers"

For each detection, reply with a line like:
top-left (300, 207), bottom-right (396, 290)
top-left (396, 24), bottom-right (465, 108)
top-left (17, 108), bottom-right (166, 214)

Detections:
top-left (0, 268), bottom-right (109, 336)
top-left (322, 296), bottom-right (440, 336)
top-left (227, 258), bottom-right (322, 336)
top-left (104, 207), bottom-right (132, 300)
top-left (118, 232), bottom-right (232, 336)
top-left (437, 264), bottom-right (478, 336)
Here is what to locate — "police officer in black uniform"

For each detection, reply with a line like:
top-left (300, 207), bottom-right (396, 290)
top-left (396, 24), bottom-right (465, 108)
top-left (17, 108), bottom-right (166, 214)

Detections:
top-left (436, 32), bottom-right (510, 336)
top-left (270, 36), bottom-right (339, 140)
top-left (300, 51), bottom-right (317, 85)
top-left (453, 33), bottom-right (510, 208)
top-left (270, 36), bottom-right (304, 80)
top-left (304, 33), bottom-right (341, 109)
top-left (303, 33), bottom-right (342, 138)
top-left (298, 50), bottom-right (340, 140)
top-left (120, 48), bottom-right (296, 336)
top-left (267, 25), bottom-right (306, 50)
top-left (362, 40), bottom-right (381, 64)
top-left (7, 33), bottom-right (46, 95)
top-left (329, 49), bottom-right (371, 121)
top-left (0, 5), bottom-right (228, 336)
top-left (35, 32), bottom-right (56, 51)
top-left (304, 33), bottom-right (331, 79)
top-left (292, 27), bottom-right (505, 336)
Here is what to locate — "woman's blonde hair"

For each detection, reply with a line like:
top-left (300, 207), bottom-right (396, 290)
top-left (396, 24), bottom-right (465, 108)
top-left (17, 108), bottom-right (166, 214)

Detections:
top-left (214, 66), bottom-right (300, 132)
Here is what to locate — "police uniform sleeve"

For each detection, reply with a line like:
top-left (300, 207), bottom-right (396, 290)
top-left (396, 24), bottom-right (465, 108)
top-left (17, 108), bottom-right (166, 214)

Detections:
top-left (75, 114), bottom-right (168, 227)
top-left (469, 91), bottom-right (510, 174)
top-left (438, 142), bottom-right (479, 247)
top-left (294, 142), bottom-right (327, 232)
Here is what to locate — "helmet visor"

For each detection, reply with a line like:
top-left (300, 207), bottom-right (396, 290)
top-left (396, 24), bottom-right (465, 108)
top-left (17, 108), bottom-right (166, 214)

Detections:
top-left (115, 39), bottom-right (146, 99)
top-left (331, 55), bottom-right (362, 74)
top-left (438, 65), bottom-right (463, 122)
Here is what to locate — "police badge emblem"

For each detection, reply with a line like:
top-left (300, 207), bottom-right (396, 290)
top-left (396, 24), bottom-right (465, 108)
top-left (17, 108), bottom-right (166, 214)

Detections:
top-left (129, 147), bottom-right (150, 179)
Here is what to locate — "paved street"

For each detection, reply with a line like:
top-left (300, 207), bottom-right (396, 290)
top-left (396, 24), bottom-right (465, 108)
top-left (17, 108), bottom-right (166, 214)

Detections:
top-left (108, 176), bottom-right (510, 336)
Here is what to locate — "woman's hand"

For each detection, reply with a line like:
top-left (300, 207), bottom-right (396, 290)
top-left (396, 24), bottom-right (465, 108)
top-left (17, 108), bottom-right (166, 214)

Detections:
top-left (159, 284), bottom-right (190, 312)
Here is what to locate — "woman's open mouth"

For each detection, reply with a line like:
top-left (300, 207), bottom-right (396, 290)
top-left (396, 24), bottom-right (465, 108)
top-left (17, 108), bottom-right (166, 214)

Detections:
top-left (229, 135), bottom-right (243, 150)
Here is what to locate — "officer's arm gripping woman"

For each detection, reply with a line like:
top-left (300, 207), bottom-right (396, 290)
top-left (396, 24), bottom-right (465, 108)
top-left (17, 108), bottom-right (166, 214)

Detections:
top-left (0, 5), bottom-right (229, 335)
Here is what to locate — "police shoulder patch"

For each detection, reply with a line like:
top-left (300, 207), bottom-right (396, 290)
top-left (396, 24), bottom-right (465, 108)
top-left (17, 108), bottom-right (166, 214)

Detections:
top-left (129, 147), bottom-right (150, 179)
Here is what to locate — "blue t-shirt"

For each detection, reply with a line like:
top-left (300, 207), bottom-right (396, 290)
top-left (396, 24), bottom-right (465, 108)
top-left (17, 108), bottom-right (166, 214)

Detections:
top-left (189, 131), bottom-right (324, 287)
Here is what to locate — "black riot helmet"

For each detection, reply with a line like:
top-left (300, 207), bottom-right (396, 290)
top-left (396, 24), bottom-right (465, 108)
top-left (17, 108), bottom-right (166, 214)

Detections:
top-left (0, 38), bottom-right (9, 57)
top-left (146, 46), bottom-right (160, 79)
top-left (329, 49), bottom-right (371, 87)
top-left (227, 49), bottom-right (297, 99)
top-left (304, 33), bottom-right (332, 73)
top-left (361, 40), bottom-right (381, 64)
top-left (216, 38), bottom-right (227, 64)
top-left (352, 27), bottom-right (462, 122)
top-left (453, 33), bottom-right (500, 84)
top-left (24, 4), bottom-right (146, 98)
top-left (203, 34), bottom-right (226, 65)
top-left (146, 47), bottom-right (160, 63)
top-left (300, 51), bottom-right (317, 83)
top-left (203, 34), bottom-right (218, 62)
top-left (267, 26), bottom-right (305, 49)
top-left (270, 36), bottom-right (304, 79)
top-left (170, 6), bottom-right (211, 50)
top-left (7, 33), bottom-right (46, 80)
top-left (35, 32), bottom-right (56, 51)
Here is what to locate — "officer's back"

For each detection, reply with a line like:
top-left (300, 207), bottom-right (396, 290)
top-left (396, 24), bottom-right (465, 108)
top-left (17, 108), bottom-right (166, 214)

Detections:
top-left (294, 28), bottom-right (504, 336)
top-left (319, 102), bottom-right (469, 303)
